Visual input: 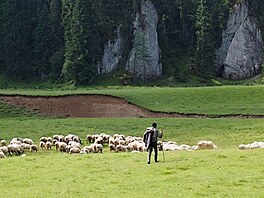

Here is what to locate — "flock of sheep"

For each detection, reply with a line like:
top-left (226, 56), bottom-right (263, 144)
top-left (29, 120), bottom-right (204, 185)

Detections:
top-left (1, 132), bottom-right (258, 159)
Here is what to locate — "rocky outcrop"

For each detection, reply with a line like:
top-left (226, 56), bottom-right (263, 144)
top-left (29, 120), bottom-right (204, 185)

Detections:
top-left (216, 1), bottom-right (264, 79)
top-left (125, 0), bottom-right (162, 80)
top-left (97, 25), bottom-right (123, 74)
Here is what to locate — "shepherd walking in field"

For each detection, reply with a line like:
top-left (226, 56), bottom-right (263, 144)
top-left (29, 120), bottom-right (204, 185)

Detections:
top-left (143, 122), bottom-right (163, 164)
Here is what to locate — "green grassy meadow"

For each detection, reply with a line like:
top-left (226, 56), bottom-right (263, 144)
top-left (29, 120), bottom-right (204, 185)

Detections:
top-left (1, 85), bottom-right (264, 115)
top-left (1, 86), bottom-right (264, 197)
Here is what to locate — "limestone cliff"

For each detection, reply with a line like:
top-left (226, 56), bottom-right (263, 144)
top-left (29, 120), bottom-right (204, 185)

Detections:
top-left (97, 25), bottom-right (123, 75)
top-left (125, 0), bottom-right (162, 80)
top-left (216, 1), bottom-right (264, 79)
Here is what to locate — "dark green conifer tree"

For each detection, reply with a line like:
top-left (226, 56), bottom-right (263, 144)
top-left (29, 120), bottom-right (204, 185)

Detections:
top-left (195, 0), bottom-right (214, 78)
top-left (33, 0), bottom-right (54, 79)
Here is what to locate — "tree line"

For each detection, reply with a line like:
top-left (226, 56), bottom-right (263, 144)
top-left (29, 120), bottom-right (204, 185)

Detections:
top-left (0, 0), bottom-right (263, 85)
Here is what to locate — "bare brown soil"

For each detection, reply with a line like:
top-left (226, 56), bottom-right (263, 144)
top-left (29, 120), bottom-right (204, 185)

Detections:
top-left (0, 95), bottom-right (263, 118)
top-left (0, 95), bottom-right (187, 118)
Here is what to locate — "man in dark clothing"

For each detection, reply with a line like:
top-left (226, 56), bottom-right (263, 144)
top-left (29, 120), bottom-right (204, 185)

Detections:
top-left (143, 122), bottom-right (163, 164)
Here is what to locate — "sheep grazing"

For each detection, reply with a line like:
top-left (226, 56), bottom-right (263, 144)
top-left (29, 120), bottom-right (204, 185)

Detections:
top-left (91, 143), bottom-right (103, 153)
top-left (86, 134), bottom-right (93, 143)
top-left (94, 136), bottom-right (104, 145)
top-left (21, 143), bottom-right (31, 152)
top-left (30, 144), bottom-right (38, 153)
top-left (0, 139), bottom-right (7, 147)
top-left (8, 144), bottom-right (23, 155)
top-left (39, 141), bottom-right (46, 150)
top-left (40, 137), bottom-right (48, 143)
top-left (238, 141), bottom-right (264, 150)
top-left (46, 141), bottom-right (52, 150)
top-left (125, 144), bottom-right (134, 152)
top-left (10, 138), bottom-right (22, 145)
top-left (55, 141), bottom-right (61, 150)
top-left (95, 144), bottom-right (103, 153)
top-left (163, 141), bottom-right (178, 151)
top-left (116, 145), bottom-right (126, 152)
top-left (23, 138), bottom-right (34, 145)
top-left (101, 134), bottom-right (111, 144)
top-left (109, 144), bottom-right (116, 152)
top-left (47, 137), bottom-right (52, 142)
top-left (80, 149), bottom-right (88, 154)
top-left (109, 137), bottom-right (115, 145)
top-left (53, 134), bottom-right (65, 142)
top-left (40, 136), bottom-right (52, 143)
top-left (197, 140), bottom-right (217, 150)
top-left (82, 146), bottom-right (94, 153)
top-left (0, 150), bottom-right (6, 158)
top-left (238, 144), bottom-right (251, 150)
top-left (58, 142), bottom-right (67, 152)
top-left (73, 136), bottom-right (81, 144)
top-left (65, 134), bottom-right (75, 143)
top-left (68, 141), bottom-right (81, 149)
top-left (0, 146), bottom-right (8, 155)
top-left (177, 144), bottom-right (192, 151)
top-left (69, 147), bottom-right (81, 154)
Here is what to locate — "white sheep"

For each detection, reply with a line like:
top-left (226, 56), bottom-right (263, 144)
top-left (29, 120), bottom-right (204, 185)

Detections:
top-left (91, 143), bottom-right (103, 153)
top-left (8, 144), bottom-right (23, 155)
top-left (80, 149), bottom-right (88, 154)
top-left (238, 141), bottom-right (264, 150)
top-left (0, 146), bottom-right (8, 155)
top-left (126, 144), bottom-right (134, 152)
top-left (39, 141), bottom-right (46, 150)
top-left (10, 138), bottom-right (22, 145)
top-left (238, 144), bottom-right (251, 150)
top-left (109, 144), bottom-right (116, 152)
top-left (82, 146), bottom-right (94, 153)
top-left (53, 135), bottom-right (64, 142)
top-left (58, 142), bottom-right (67, 152)
top-left (65, 134), bottom-right (74, 143)
top-left (68, 141), bottom-right (81, 149)
top-left (55, 141), bottom-right (62, 150)
top-left (46, 141), bottom-right (52, 150)
top-left (102, 134), bottom-right (111, 143)
top-left (23, 138), bottom-right (34, 145)
top-left (0, 150), bottom-right (6, 158)
top-left (177, 144), bottom-right (192, 151)
top-left (69, 147), bottom-right (81, 154)
top-left (30, 144), bottom-right (38, 152)
top-left (163, 141), bottom-right (178, 151)
top-left (95, 136), bottom-right (104, 145)
top-left (197, 140), bottom-right (217, 150)
top-left (116, 145), bottom-right (126, 152)
top-left (86, 134), bottom-right (93, 143)
top-left (21, 143), bottom-right (31, 152)
top-left (0, 139), bottom-right (7, 147)
top-left (109, 137), bottom-right (115, 145)
top-left (73, 135), bottom-right (81, 143)
top-left (40, 137), bottom-right (48, 143)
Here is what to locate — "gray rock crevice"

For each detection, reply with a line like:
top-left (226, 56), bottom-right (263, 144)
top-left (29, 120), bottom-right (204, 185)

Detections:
top-left (97, 25), bottom-right (123, 75)
top-left (216, 1), bottom-right (264, 79)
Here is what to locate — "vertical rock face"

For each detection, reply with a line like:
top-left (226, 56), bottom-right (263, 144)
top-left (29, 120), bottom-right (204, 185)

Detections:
top-left (97, 25), bottom-right (123, 75)
top-left (216, 1), bottom-right (264, 79)
top-left (125, 0), bottom-right (162, 80)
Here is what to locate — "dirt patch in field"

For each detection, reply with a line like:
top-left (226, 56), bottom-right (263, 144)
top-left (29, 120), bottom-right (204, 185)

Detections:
top-left (0, 95), bottom-right (263, 118)
top-left (0, 95), bottom-right (190, 118)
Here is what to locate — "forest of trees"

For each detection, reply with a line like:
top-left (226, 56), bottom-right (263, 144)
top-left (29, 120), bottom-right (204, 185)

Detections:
top-left (0, 0), bottom-right (263, 85)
